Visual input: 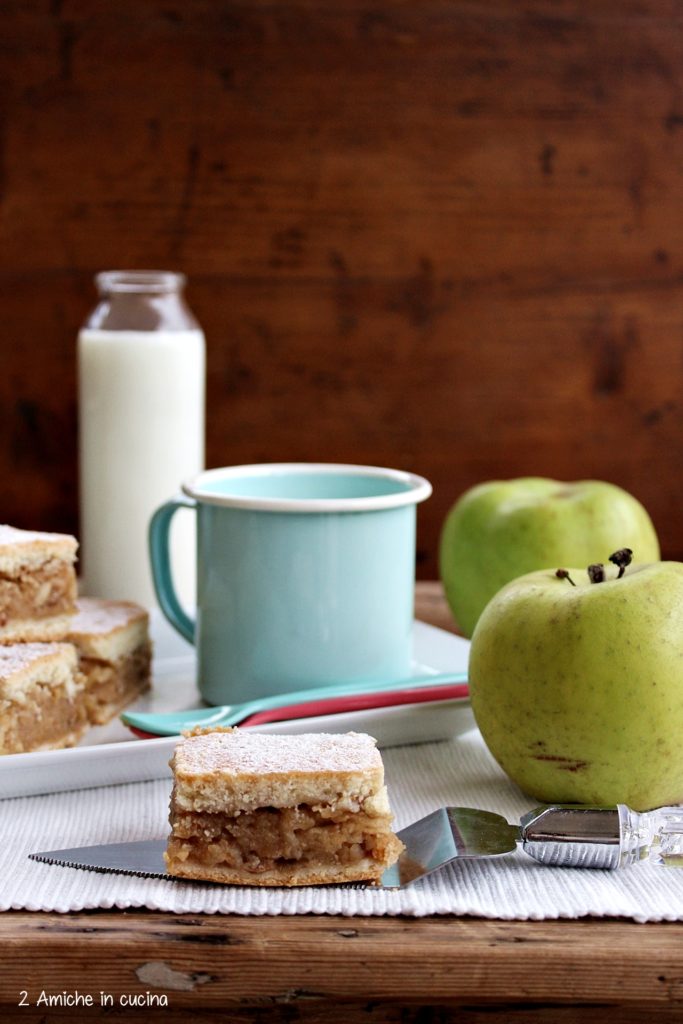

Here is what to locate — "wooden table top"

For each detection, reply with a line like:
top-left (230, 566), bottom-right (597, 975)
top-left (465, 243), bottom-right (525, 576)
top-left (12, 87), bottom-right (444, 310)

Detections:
top-left (2, 583), bottom-right (682, 1023)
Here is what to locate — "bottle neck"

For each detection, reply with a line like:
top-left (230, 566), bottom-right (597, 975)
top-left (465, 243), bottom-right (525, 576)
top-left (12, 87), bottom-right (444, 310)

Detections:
top-left (96, 270), bottom-right (186, 296)
top-left (83, 271), bottom-right (200, 332)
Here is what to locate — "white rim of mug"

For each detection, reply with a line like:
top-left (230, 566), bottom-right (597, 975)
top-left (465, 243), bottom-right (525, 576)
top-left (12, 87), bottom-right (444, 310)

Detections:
top-left (181, 463), bottom-right (433, 512)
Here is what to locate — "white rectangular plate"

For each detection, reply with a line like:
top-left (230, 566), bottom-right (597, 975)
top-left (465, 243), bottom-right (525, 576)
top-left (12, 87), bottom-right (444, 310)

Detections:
top-left (0, 615), bottom-right (472, 799)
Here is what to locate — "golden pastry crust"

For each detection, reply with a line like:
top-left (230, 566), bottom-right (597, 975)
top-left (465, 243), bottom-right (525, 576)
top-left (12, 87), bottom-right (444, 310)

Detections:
top-left (67, 597), bottom-right (149, 660)
top-left (171, 728), bottom-right (386, 814)
top-left (0, 641), bottom-right (78, 699)
top-left (0, 613), bottom-right (75, 644)
top-left (0, 525), bottom-right (78, 573)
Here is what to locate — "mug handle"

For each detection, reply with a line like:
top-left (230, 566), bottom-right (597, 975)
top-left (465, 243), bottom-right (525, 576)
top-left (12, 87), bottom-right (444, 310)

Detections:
top-left (149, 495), bottom-right (196, 644)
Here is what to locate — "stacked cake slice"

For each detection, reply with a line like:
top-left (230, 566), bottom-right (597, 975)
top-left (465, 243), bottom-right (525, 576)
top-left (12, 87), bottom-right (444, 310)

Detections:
top-left (0, 643), bottom-right (88, 754)
top-left (0, 525), bottom-right (152, 754)
top-left (0, 525), bottom-right (78, 642)
top-left (67, 598), bottom-right (152, 725)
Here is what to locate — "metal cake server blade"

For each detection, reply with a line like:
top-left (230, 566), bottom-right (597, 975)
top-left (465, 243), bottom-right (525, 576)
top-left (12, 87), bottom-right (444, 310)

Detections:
top-left (30, 839), bottom-right (169, 880)
top-left (29, 804), bottom-right (683, 887)
top-left (28, 809), bottom-right (516, 887)
top-left (380, 807), bottom-right (519, 887)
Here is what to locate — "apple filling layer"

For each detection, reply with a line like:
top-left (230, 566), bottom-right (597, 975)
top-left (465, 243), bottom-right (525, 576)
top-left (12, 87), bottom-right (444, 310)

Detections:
top-left (80, 644), bottom-right (152, 725)
top-left (0, 561), bottom-right (76, 627)
top-left (166, 803), bottom-right (401, 885)
top-left (0, 681), bottom-right (88, 755)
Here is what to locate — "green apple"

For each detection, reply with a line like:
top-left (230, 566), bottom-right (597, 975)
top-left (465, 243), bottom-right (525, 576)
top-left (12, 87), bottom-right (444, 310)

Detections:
top-left (439, 478), bottom-right (660, 637)
top-left (469, 556), bottom-right (683, 810)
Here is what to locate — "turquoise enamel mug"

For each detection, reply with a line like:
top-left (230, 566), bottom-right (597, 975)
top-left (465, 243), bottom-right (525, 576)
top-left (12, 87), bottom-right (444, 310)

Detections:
top-left (149, 462), bottom-right (432, 705)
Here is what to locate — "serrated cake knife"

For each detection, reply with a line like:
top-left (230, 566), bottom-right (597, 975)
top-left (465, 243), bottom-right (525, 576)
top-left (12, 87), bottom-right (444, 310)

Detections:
top-left (29, 803), bottom-right (683, 888)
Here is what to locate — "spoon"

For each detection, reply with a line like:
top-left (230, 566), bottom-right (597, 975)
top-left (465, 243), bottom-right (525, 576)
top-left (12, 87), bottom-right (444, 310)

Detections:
top-left (121, 672), bottom-right (469, 737)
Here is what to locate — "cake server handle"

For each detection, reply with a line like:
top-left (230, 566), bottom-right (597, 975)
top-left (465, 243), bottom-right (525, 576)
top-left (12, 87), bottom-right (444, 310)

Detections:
top-left (520, 804), bottom-right (683, 869)
top-left (385, 804), bottom-right (683, 887)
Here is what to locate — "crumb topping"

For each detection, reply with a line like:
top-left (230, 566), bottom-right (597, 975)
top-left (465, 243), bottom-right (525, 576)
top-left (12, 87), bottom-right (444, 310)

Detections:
top-left (69, 597), bottom-right (147, 636)
top-left (175, 729), bottom-right (382, 777)
top-left (0, 525), bottom-right (77, 559)
top-left (0, 642), bottom-right (76, 680)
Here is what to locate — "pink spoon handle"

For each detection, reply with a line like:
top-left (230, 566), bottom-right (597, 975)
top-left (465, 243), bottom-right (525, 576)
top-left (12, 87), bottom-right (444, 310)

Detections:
top-left (240, 682), bottom-right (470, 726)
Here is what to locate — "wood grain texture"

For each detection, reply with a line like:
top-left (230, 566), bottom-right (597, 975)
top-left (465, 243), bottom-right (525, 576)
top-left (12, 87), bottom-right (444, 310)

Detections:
top-left (2, 912), bottom-right (683, 1021)
top-left (2, 1), bottom-right (683, 574)
top-left (1, 586), bottom-right (683, 1023)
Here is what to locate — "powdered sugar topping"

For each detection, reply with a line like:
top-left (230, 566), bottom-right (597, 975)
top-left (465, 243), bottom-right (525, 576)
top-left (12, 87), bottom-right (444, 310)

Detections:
top-left (175, 730), bottom-right (382, 777)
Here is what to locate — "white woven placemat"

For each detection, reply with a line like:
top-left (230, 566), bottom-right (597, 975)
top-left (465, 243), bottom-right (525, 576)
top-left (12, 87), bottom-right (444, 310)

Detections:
top-left (2, 729), bottom-right (682, 920)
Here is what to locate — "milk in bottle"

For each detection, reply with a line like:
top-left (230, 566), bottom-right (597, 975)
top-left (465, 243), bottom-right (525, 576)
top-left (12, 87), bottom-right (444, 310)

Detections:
top-left (78, 271), bottom-right (205, 607)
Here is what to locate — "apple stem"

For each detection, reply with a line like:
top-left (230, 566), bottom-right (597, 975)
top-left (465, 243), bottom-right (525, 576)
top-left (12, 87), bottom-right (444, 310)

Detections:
top-left (587, 563), bottom-right (605, 584)
top-left (609, 548), bottom-right (634, 579)
top-left (555, 569), bottom-right (576, 586)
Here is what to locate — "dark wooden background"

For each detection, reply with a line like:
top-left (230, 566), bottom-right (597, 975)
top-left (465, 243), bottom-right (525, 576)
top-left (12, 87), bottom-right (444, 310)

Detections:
top-left (2, 0), bottom-right (683, 576)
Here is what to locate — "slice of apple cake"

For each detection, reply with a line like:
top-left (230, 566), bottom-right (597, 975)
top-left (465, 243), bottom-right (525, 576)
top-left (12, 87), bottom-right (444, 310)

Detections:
top-left (0, 526), bottom-right (78, 643)
top-left (165, 728), bottom-right (403, 886)
top-left (0, 642), bottom-right (87, 754)
top-left (67, 597), bottom-right (152, 725)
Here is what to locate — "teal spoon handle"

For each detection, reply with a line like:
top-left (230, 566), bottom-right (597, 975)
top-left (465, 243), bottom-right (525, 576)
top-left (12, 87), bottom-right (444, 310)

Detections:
top-left (122, 671), bottom-right (468, 736)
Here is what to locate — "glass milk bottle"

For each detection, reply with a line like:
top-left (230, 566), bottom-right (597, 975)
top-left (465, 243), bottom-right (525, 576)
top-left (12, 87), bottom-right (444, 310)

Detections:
top-left (78, 271), bottom-right (205, 607)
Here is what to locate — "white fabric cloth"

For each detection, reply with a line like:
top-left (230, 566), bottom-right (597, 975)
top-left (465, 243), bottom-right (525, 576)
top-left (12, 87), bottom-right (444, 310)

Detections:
top-left (2, 729), bottom-right (682, 920)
